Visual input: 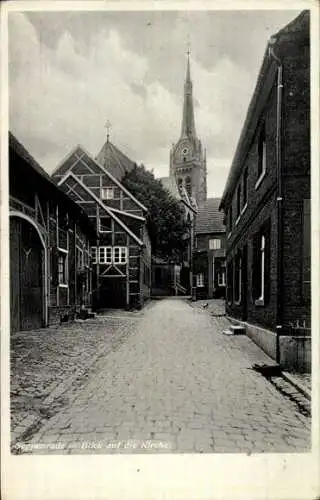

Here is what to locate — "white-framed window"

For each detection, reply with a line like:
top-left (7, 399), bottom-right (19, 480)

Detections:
top-left (101, 187), bottom-right (115, 200)
top-left (113, 247), bottom-right (127, 264)
top-left (99, 216), bottom-right (112, 233)
top-left (58, 250), bottom-right (68, 285)
top-left (196, 273), bottom-right (204, 287)
top-left (76, 246), bottom-right (84, 270)
top-left (209, 238), bottom-right (221, 250)
top-left (91, 246), bottom-right (97, 264)
top-left (259, 235), bottom-right (266, 301)
top-left (94, 246), bottom-right (128, 265)
top-left (218, 271), bottom-right (226, 287)
top-left (99, 247), bottom-right (112, 264)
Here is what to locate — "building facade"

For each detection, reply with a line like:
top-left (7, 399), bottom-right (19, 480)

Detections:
top-left (219, 11), bottom-right (310, 371)
top-left (194, 199), bottom-right (226, 300)
top-left (52, 142), bottom-right (151, 310)
top-left (9, 133), bottom-right (96, 332)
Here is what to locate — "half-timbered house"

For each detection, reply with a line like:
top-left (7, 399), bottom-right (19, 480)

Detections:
top-left (52, 144), bottom-right (152, 310)
top-left (9, 132), bottom-right (96, 332)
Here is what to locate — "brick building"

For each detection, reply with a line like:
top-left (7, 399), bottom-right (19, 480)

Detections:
top-left (52, 140), bottom-right (151, 310)
top-left (219, 11), bottom-right (311, 371)
top-left (9, 133), bottom-right (96, 331)
top-left (194, 198), bottom-right (226, 299)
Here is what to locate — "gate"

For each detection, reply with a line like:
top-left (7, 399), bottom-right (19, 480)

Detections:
top-left (10, 216), bottom-right (44, 331)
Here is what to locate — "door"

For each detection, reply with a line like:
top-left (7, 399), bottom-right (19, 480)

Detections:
top-left (10, 217), bottom-right (44, 331)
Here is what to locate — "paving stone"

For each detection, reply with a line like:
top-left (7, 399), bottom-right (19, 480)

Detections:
top-left (12, 299), bottom-right (311, 455)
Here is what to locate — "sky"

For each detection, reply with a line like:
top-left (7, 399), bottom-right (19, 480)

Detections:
top-left (8, 8), bottom-right (301, 197)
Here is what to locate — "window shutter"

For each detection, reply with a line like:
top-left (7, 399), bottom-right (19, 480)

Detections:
top-left (51, 246), bottom-right (59, 287)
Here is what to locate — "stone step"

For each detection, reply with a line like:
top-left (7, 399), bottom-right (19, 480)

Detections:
top-left (230, 325), bottom-right (246, 335)
top-left (223, 324), bottom-right (246, 336)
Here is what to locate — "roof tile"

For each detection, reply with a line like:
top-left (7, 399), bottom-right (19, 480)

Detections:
top-left (195, 198), bottom-right (225, 234)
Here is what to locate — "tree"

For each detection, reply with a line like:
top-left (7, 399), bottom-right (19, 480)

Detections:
top-left (122, 164), bottom-right (189, 260)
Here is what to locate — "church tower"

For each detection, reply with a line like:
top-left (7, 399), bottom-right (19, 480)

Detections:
top-left (170, 53), bottom-right (207, 204)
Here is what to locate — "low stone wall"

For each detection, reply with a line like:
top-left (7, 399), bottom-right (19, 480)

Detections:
top-left (227, 317), bottom-right (311, 373)
top-left (48, 306), bottom-right (76, 325)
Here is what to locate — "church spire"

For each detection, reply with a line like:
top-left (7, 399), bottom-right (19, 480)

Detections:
top-left (181, 50), bottom-right (196, 138)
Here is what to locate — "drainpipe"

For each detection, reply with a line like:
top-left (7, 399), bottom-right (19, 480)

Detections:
top-left (269, 38), bottom-right (284, 364)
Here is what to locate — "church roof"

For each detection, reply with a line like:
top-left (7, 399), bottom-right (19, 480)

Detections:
top-left (159, 176), bottom-right (181, 199)
top-left (195, 198), bottom-right (225, 234)
top-left (95, 139), bottom-right (137, 181)
top-left (181, 52), bottom-right (196, 139)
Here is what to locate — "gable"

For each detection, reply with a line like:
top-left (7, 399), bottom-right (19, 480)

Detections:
top-left (58, 172), bottom-right (144, 246)
top-left (53, 144), bottom-right (147, 213)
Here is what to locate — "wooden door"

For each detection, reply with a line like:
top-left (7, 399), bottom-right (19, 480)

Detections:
top-left (10, 217), bottom-right (44, 331)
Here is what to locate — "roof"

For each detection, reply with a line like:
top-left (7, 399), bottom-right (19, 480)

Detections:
top-left (219, 10), bottom-right (309, 211)
top-left (52, 143), bottom-right (148, 213)
top-left (9, 132), bottom-right (96, 237)
top-left (10, 132), bottom-right (54, 184)
top-left (96, 139), bottom-right (137, 181)
top-left (195, 198), bottom-right (225, 234)
top-left (159, 176), bottom-right (181, 199)
top-left (159, 176), bottom-right (197, 214)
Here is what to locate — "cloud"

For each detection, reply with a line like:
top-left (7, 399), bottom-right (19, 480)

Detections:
top-left (9, 10), bottom-right (283, 197)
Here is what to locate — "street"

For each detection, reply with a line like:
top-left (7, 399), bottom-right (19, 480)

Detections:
top-left (12, 298), bottom-right (310, 454)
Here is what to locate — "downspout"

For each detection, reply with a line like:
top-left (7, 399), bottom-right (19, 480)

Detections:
top-left (269, 38), bottom-right (284, 364)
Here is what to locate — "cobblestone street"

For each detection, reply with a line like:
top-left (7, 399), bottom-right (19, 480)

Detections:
top-left (12, 299), bottom-right (310, 454)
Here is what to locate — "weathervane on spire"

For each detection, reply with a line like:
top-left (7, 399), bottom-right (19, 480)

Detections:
top-left (105, 120), bottom-right (112, 142)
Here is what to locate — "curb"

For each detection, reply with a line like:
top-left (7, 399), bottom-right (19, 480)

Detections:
top-left (282, 371), bottom-right (311, 401)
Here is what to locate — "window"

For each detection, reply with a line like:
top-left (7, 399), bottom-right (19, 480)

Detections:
top-left (185, 176), bottom-right (192, 198)
top-left (196, 273), bottom-right (204, 287)
top-left (218, 271), bottom-right (226, 287)
top-left (302, 199), bottom-right (311, 301)
top-left (257, 125), bottom-right (267, 184)
top-left (113, 247), bottom-right (127, 264)
top-left (243, 168), bottom-right (248, 208)
top-left (99, 247), bottom-right (112, 264)
top-left (252, 221), bottom-right (270, 305)
top-left (58, 252), bottom-right (67, 285)
top-left (76, 247), bottom-right (84, 270)
top-left (209, 238), bottom-right (221, 250)
top-left (236, 184), bottom-right (241, 219)
top-left (234, 253), bottom-right (242, 303)
top-left (99, 216), bottom-right (112, 233)
top-left (96, 246), bottom-right (127, 265)
top-left (101, 187), bottom-right (114, 200)
top-left (91, 247), bottom-right (97, 264)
